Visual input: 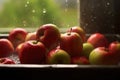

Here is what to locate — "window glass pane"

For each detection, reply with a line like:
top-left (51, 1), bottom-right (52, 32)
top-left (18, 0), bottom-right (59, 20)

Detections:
top-left (0, 0), bottom-right (78, 32)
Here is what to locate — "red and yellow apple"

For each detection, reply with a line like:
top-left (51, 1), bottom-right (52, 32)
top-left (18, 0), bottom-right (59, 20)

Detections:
top-left (87, 33), bottom-right (109, 48)
top-left (36, 24), bottom-right (61, 51)
top-left (89, 47), bottom-right (109, 65)
top-left (109, 41), bottom-right (120, 55)
top-left (60, 32), bottom-right (83, 57)
top-left (108, 41), bottom-right (120, 64)
top-left (0, 58), bottom-right (15, 64)
top-left (8, 28), bottom-right (28, 48)
top-left (71, 56), bottom-right (89, 65)
top-left (89, 47), bottom-right (118, 65)
top-left (18, 40), bottom-right (47, 64)
top-left (25, 32), bottom-right (37, 41)
top-left (67, 26), bottom-right (86, 43)
top-left (47, 48), bottom-right (71, 64)
top-left (15, 43), bottom-right (24, 54)
top-left (0, 39), bottom-right (14, 58)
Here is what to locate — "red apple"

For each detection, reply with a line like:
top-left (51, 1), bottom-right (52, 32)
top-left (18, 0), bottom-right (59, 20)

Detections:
top-left (36, 24), bottom-right (61, 51)
top-left (108, 41), bottom-right (120, 64)
top-left (71, 56), bottom-right (89, 65)
top-left (18, 40), bottom-right (47, 64)
top-left (25, 32), bottom-right (37, 41)
top-left (0, 39), bottom-right (14, 58)
top-left (0, 58), bottom-right (15, 64)
top-left (60, 32), bottom-right (83, 57)
top-left (109, 41), bottom-right (120, 54)
top-left (67, 26), bottom-right (86, 43)
top-left (15, 43), bottom-right (24, 54)
top-left (47, 48), bottom-right (71, 64)
top-left (8, 28), bottom-right (28, 48)
top-left (87, 33), bottom-right (108, 48)
top-left (89, 47), bottom-right (117, 65)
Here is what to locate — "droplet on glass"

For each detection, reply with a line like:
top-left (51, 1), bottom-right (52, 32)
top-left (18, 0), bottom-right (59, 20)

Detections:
top-left (93, 16), bottom-right (97, 19)
top-left (106, 2), bottom-right (110, 6)
top-left (65, 0), bottom-right (68, 12)
top-left (67, 24), bottom-right (70, 27)
top-left (32, 10), bottom-right (36, 13)
top-left (105, 2), bottom-right (110, 7)
top-left (91, 19), bottom-right (94, 22)
top-left (27, 1), bottom-right (30, 4)
top-left (85, 23), bottom-right (88, 26)
top-left (43, 8), bottom-right (47, 13)
top-left (25, 4), bottom-right (28, 7)
top-left (23, 21), bottom-right (26, 27)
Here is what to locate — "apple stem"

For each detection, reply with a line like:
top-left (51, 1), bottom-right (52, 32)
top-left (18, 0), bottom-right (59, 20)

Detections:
top-left (33, 40), bottom-right (39, 44)
top-left (68, 28), bottom-right (72, 35)
top-left (105, 48), bottom-right (109, 52)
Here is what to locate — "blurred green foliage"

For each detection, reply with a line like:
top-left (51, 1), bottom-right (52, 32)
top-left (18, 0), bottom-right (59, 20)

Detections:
top-left (0, 0), bottom-right (78, 28)
top-left (0, 0), bottom-right (63, 28)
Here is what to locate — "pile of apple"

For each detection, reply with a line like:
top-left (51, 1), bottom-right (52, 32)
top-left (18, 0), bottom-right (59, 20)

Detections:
top-left (0, 23), bottom-right (120, 65)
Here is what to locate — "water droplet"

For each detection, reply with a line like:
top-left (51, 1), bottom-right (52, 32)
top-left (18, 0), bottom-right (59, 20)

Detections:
top-left (27, 1), bottom-right (30, 4)
top-left (85, 23), bottom-right (88, 26)
top-left (65, 0), bottom-right (68, 12)
top-left (23, 21), bottom-right (26, 27)
top-left (32, 10), bottom-right (35, 13)
top-left (25, 1), bottom-right (30, 8)
top-left (25, 4), bottom-right (28, 7)
top-left (105, 2), bottom-right (110, 7)
top-left (106, 2), bottom-right (110, 6)
top-left (43, 9), bottom-right (46, 13)
top-left (93, 16), bottom-right (97, 19)
top-left (91, 19), bottom-right (94, 22)
top-left (67, 24), bottom-right (70, 27)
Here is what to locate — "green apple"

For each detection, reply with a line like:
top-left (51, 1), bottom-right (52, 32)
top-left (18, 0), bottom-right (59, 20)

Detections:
top-left (47, 48), bottom-right (71, 64)
top-left (81, 42), bottom-right (94, 58)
